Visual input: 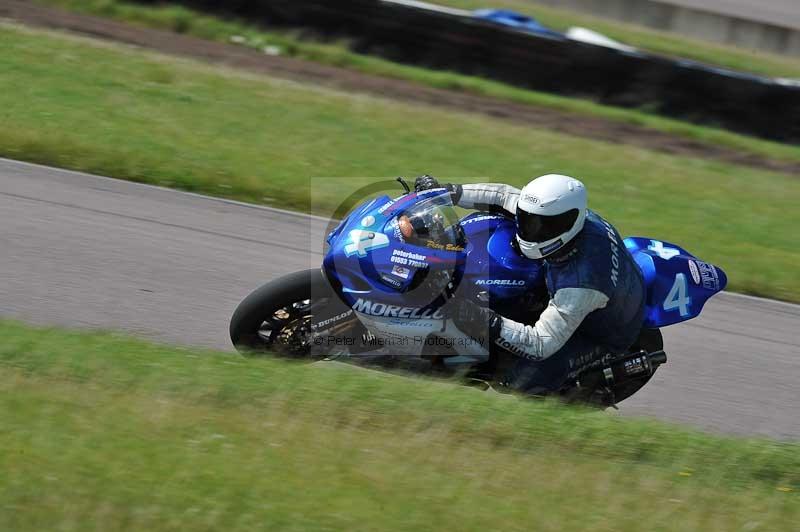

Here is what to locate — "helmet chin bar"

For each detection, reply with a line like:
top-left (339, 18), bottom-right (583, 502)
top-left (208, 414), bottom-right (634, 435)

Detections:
top-left (516, 235), bottom-right (565, 260)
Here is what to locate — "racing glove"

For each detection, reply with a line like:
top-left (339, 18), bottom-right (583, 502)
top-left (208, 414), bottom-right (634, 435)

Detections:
top-left (414, 174), bottom-right (440, 191)
top-left (450, 298), bottom-right (502, 344)
top-left (413, 175), bottom-right (463, 204)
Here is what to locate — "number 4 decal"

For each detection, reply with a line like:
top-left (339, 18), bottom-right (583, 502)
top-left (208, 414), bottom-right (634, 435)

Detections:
top-left (344, 229), bottom-right (389, 257)
top-left (649, 240), bottom-right (680, 260)
top-left (663, 273), bottom-right (692, 317)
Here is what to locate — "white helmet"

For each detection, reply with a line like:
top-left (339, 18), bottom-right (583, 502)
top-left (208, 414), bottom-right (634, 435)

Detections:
top-left (515, 174), bottom-right (587, 260)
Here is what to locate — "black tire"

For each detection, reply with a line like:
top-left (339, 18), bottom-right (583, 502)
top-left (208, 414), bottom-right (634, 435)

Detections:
top-left (632, 328), bottom-right (664, 353)
top-left (562, 328), bottom-right (665, 407)
top-left (229, 269), bottom-right (333, 355)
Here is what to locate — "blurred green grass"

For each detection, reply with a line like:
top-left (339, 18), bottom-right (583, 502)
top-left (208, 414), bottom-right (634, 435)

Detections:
top-left (1, 319), bottom-right (798, 531)
top-left (32, 0), bottom-right (800, 163)
top-left (1, 23), bottom-right (798, 301)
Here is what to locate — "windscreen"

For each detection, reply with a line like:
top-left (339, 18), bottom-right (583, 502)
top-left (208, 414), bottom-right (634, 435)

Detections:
top-left (395, 193), bottom-right (466, 251)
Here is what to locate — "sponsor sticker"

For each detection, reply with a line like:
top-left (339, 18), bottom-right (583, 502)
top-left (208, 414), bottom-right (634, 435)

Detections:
top-left (522, 194), bottom-right (539, 205)
top-left (696, 260), bottom-right (720, 291)
top-left (388, 219), bottom-right (404, 242)
top-left (539, 238), bottom-right (564, 256)
top-left (380, 274), bottom-right (403, 288)
top-left (495, 337), bottom-right (540, 361)
top-left (391, 264), bottom-right (411, 279)
top-left (461, 214), bottom-right (504, 225)
top-left (351, 298), bottom-right (445, 319)
top-left (475, 279), bottom-right (526, 286)
top-left (377, 200), bottom-right (395, 214)
top-left (688, 260), bottom-right (701, 285)
top-left (309, 310), bottom-right (353, 331)
top-left (603, 221), bottom-right (620, 287)
top-left (390, 249), bottom-right (427, 268)
top-left (416, 188), bottom-right (445, 197)
top-left (425, 240), bottom-right (465, 252)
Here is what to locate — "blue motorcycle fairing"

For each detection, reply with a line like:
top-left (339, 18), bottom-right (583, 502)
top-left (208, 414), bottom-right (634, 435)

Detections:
top-left (324, 192), bottom-right (546, 320)
top-left (459, 212), bottom-right (545, 307)
top-left (324, 190), bottom-right (467, 313)
top-left (324, 189), bottom-right (726, 333)
top-left (624, 237), bottom-right (727, 328)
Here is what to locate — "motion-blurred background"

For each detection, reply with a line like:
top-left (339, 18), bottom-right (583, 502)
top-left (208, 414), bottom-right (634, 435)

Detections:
top-left (1, 1), bottom-right (798, 530)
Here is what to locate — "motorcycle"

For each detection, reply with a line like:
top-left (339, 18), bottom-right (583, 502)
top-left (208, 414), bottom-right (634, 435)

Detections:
top-left (230, 179), bottom-right (727, 406)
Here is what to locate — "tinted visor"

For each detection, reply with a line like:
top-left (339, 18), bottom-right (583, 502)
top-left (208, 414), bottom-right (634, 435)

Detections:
top-left (516, 207), bottom-right (579, 243)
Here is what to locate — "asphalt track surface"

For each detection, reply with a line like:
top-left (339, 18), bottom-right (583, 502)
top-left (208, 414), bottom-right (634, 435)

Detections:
top-left (2, 158), bottom-right (799, 440)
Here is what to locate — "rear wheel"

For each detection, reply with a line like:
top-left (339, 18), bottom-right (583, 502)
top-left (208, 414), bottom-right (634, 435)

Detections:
top-left (563, 328), bottom-right (665, 407)
top-left (230, 269), bottom-right (335, 358)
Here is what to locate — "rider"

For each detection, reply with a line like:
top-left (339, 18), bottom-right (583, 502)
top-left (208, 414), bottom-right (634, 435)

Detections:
top-left (414, 174), bottom-right (646, 394)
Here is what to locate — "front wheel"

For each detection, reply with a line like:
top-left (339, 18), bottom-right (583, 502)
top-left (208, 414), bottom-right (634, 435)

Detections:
top-left (230, 269), bottom-right (335, 358)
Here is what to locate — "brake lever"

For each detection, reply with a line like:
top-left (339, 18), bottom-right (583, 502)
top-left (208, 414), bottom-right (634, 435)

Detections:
top-left (396, 176), bottom-right (411, 194)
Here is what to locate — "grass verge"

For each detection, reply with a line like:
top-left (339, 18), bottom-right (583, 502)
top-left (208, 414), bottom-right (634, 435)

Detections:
top-left (1, 22), bottom-right (798, 301)
top-left (0, 319), bottom-right (798, 531)
top-left (31, 0), bottom-right (800, 163)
